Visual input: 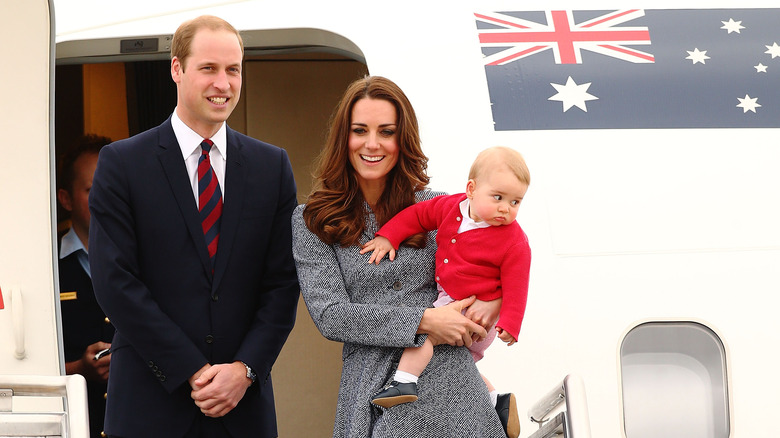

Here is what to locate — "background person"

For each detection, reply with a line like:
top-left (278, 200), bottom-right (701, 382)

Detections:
top-left (292, 75), bottom-right (507, 437)
top-left (57, 133), bottom-right (114, 438)
top-left (89, 15), bottom-right (299, 438)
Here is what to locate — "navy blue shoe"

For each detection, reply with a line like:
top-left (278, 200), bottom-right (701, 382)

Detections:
top-left (370, 381), bottom-right (418, 408)
top-left (496, 393), bottom-right (520, 438)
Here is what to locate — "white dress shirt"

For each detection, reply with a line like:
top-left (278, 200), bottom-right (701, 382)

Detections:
top-left (171, 109), bottom-right (227, 207)
top-left (60, 227), bottom-right (90, 278)
top-left (458, 198), bottom-right (491, 233)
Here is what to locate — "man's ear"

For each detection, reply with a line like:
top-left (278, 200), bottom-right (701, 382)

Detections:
top-left (171, 57), bottom-right (182, 84)
top-left (57, 188), bottom-right (73, 212)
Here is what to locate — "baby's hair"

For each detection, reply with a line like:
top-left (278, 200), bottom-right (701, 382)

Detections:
top-left (468, 146), bottom-right (530, 185)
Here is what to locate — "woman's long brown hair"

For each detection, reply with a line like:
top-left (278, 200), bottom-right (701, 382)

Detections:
top-left (303, 76), bottom-right (430, 247)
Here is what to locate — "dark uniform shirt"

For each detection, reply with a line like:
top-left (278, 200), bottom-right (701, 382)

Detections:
top-left (59, 231), bottom-right (114, 438)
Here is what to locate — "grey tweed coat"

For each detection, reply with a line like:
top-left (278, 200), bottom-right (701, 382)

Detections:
top-left (292, 190), bottom-right (506, 438)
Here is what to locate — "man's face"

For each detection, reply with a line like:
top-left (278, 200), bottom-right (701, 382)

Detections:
top-left (59, 152), bottom-right (98, 238)
top-left (171, 28), bottom-right (243, 138)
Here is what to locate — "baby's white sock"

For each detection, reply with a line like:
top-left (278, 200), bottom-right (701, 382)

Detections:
top-left (393, 370), bottom-right (419, 384)
top-left (490, 390), bottom-right (499, 407)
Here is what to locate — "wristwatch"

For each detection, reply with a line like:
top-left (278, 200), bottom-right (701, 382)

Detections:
top-left (240, 361), bottom-right (257, 384)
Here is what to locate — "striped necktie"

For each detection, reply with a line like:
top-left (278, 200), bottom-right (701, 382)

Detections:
top-left (198, 139), bottom-right (223, 268)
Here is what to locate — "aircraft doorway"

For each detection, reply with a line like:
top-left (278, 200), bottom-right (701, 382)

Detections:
top-left (55, 30), bottom-right (367, 437)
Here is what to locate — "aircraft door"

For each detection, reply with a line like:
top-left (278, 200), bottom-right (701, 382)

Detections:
top-left (0, 0), bottom-right (62, 377)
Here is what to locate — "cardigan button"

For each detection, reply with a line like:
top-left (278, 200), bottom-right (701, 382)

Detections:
top-left (451, 238), bottom-right (456, 244)
top-left (392, 281), bottom-right (403, 291)
top-left (443, 259), bottom-right (449, 264)
top-left (456, 217), bottom-right (461, 221)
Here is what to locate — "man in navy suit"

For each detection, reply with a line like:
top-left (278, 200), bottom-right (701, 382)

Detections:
top-left (89, 15), bottom-right (299, 437)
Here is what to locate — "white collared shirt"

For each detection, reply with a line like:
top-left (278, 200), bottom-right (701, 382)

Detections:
top-left (171, 109), bottom-right (227, 207)
top-left (60, 227), bottom-right (90, 278)
top-left (458, 198), bottom-right (491, 234)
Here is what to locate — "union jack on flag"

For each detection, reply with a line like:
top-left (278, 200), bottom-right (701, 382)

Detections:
top-left (476, 9), bottom-right (654, 65)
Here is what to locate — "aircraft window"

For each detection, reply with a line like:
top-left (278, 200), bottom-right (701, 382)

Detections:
top-left (619, 320), bottom-right (730, 438)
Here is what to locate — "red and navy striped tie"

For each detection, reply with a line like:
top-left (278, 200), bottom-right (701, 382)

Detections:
top-left (198, 139), bottom-right (222, 269)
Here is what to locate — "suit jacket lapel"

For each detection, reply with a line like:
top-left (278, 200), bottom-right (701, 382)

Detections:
top-left (156, 119), bottom-right (213, 277)
top-left (212, 128), bottom-right (245, 291)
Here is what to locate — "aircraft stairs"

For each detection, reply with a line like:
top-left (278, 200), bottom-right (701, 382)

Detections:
top-left (526, 374), bottom-right (591, 438)
top-left (0, 375), bottom-right (89, 438)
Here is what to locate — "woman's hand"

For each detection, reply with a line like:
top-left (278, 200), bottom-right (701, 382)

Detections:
top-left (464, 297), bottom-right (501, 343)
top-left (464, 297), bottom-right (501, 329)
top-left (418, 296), bottom-right (487, 347)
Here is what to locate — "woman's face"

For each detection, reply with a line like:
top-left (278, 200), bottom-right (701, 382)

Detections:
top-left (348, 98), bottom-right (400, 197)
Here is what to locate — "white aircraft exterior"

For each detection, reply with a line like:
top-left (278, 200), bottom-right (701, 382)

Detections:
top-left (1, 1), bottom-right (778, 437)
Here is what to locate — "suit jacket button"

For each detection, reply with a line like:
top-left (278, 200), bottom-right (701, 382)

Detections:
top-left (148, 361), bottom-right (154, 368)
top-left (100, 432), bottom-right (107, 437)
top-left (160, 375), bottom-right (166, 382)
top-left (155, 370), bottom-right (162, 377)
top-left (392, 281), bottom-right (403, 291)
top-left (205, 335), bottom-right (214, 344)
top-left (211, 294), bottom-right (219, 302)
top-left (104, 316), bottom-right (111, 324)
top-left (104, 392), bottom-right (108, 400)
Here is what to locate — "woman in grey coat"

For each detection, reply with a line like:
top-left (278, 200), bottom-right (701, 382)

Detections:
top-left (292, 76), bottom-right (507, 438)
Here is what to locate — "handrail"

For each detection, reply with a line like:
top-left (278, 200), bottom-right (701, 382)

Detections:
top-left (0, 374), bottom-right (89, 437)
top-left (527, 374), bottom-right (591, 438)
top-left (11, 286), bottom-right (25, 360)
top-left (528, 378), bottom-right (566, 423)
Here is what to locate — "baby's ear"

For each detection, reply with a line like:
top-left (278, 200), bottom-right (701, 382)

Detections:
top-left (465, 179), bottom-right (477, 197)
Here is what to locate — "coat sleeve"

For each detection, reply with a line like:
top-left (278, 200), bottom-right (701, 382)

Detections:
top-left (292, 208), bottom-right (428, 348)
top-left (89, 144), bottom-right (208, 393)
top-left (495, 233), bottom-right (531, 341)
top-left (234, 148), bottom-right (300, 382)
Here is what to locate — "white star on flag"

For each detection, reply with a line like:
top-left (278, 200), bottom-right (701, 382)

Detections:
top-left (765, 42), bottom-right (780, 58)
top-left (686, 48), bottom-right (710, 64)
top-left (548, 76), bottom-right (599, 112)
top-left (721, 18), bottom-right (745, 33)
top-left (754, 63), bottom-right (768, 73)
top-left (736, 94), bottom-right (761, 113)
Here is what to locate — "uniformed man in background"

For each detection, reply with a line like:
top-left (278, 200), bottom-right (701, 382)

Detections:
top-left (57, 134), bottom-right (114, 438)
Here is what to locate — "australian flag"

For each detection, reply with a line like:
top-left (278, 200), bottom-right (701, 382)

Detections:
top-left (476, 9), bottom-right (780, 130)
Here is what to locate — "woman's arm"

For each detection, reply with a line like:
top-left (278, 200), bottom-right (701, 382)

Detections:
top-left (293, 205), bottom-right (486, 349)
top-left (292, 210), bottom-right (427, 348)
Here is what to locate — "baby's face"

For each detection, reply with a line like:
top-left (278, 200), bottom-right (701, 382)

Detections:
top-left (467, 169), bottom-right (528, 226)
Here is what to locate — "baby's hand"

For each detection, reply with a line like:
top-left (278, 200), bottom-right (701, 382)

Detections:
top-left (496, 327), bottom-right (516, 346)
top-left (360, 236), bottom-right (396, 265)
